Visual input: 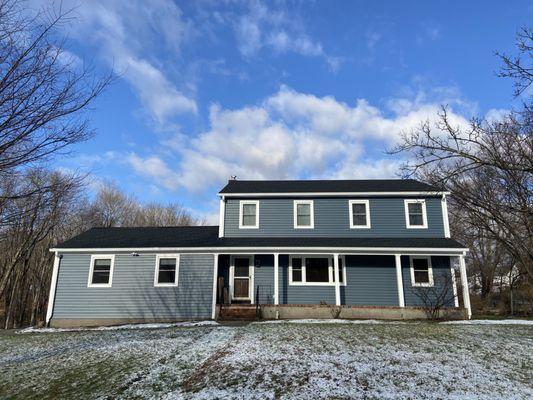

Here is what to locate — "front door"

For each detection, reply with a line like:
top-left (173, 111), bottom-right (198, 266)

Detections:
top-left (232, 256), bottom-right (253, 301)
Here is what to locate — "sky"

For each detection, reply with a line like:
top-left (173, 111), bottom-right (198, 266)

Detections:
top-left (30, 0), bottom-right (532, 222)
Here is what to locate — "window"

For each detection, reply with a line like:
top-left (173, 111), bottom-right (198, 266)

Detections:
top-left (88, 255), bottom-right (114, 287)
top-left (239, 200), bottom-right (259, 229)
top-left (306, 257), bottom-right (330, 283)
top-left (410, 256), bottom-right (433, 287)
top-left (289, 256), bottom-right (346, 286)
top-left (404, 199), bottom-right (428, 228)
top-left (349, 200), bottom-right (370, 228)
top-left (291, 257), bottom-right (303, 282)
top-left (294, 200), bottom-right (314, 228)
top-left (154, 255), bottom-right (179, 287)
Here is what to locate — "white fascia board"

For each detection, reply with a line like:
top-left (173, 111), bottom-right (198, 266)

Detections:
top-left (51, 246), bottom-right (469, 254)
top-left (217, 191), bottom-right (450, 198)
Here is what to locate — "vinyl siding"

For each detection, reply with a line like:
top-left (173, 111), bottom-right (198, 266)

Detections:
top-left (402, 256), bottom-right (455, 307)
top-left (254, 255), bottom-right (274, 304)
top-left (278, 255), bottom-right (336, 305)
top-left (52, 253), bottom-right (214, 320)
top-left (341, 255), bottom-right (399, 306)
top-left (224, 197), bottom-right (444, 237)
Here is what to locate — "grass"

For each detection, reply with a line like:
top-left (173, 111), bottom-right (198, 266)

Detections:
top-left (0, 321), bottom-right (531, 399)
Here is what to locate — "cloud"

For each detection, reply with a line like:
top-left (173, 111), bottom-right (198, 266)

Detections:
top-left (233, 1), bottom-right (337, 68)
top-left (126, 86), bottom-right (471, 193)
top-left (42, 0), bottom-right (198, 124)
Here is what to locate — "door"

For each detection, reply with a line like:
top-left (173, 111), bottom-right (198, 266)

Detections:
top-left (232, 256), bottom-right (253, 301)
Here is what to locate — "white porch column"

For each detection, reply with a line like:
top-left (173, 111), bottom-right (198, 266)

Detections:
top-left (459, 254), bottom-right (472, 319)
top-left (333, 253), bottom-right (341, 306)
top-left (211, 254), bottom-right (219, 320)
top-left (45, 252), bottom-right (61, 326)
top-left (273, 253), bottom-right (279, 305)
top-left (395, 254), bottom-right (405, 307)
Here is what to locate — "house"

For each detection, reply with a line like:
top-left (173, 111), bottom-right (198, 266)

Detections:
top-left (46, 179), bottom-right (470, 327)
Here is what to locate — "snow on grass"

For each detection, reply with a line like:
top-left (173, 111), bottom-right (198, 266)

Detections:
top-left (441, 319), bottom-right (533, 325)
top-left (1, 322), bottom-right (532, 399)
top-left (17, 320), bottom-right (218, 334)
top-left (254, 318), bottom-right (407, 324)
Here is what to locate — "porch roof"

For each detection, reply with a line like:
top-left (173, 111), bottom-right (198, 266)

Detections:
top-left (53, 226), bottom-right (466, 252)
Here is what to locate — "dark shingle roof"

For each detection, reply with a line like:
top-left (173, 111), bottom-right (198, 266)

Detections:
top-left (218, 179), bottom-right (441, 194)
top-left (55, 226), bottom-right (466, 250)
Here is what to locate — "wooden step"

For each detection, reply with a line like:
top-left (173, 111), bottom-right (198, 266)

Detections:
top-left (218, 305), bottom-right (258, 321)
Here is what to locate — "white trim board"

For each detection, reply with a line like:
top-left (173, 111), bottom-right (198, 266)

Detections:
top-left (229, 255), bottom-right (254, 303)
top-left (52, 246), bottom-right (469, 254)
top-left (87, 255), bottom-right (115, 288)
top-left (153, 254), bottom-right (180, 287)
top-left (218, 191), bottom-right (450, 197)
top-left (293, 199), bottom-right (314, 229)
top-left (404, 199), bottom-right (428, 229)
top-left (348, 199), bottom-right (371, 229)
top-left (409, 256), bottom-right (434, 287)
top-left (288, 254), bottom-right (347, 286)
top-left (239, 200), bottom-right (260, 229)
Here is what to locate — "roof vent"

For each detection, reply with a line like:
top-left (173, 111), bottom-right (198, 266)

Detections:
top-left (230, 175), bottom-right (237, 180)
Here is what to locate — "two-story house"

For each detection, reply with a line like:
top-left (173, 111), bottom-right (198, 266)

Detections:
top-left (46, 179), bottom-right (470, 327)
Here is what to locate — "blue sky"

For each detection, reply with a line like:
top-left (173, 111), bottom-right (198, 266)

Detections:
top-left (34, 0), bottom-right (532, 222)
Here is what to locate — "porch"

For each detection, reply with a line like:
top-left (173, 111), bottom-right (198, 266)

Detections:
top-left (212, 251), bottom-right (471, 320)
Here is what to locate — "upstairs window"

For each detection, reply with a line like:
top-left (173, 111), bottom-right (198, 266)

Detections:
top-left (410, 256), bottom-right (433, 287)
top-left (239, 201), bottom-right (259, 229)
top-left (88, 255), bottom-right (114, 287)
top-left (294, 200), bottom-right (314, 229)
top-left (155, 255), bottom-right (179, 287)
top-left (405, 199), bottom-right (428, 228)
top-left (349, 200), bottom-right (371, 228)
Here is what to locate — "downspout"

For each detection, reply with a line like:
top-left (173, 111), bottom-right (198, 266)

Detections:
top-left (45, 252), bottom-right (62, 327)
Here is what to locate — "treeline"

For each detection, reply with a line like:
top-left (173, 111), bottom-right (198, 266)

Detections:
top-left (0, 175), bottom-right (202, 329)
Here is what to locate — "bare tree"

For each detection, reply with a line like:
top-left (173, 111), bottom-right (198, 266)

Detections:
top-left (390, 28), bottom-right (533, 280)
top-left (410, 273), bottom-right (459, 320)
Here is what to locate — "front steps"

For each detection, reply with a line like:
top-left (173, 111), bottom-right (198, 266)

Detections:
top-left (218, 304), bottom-right (258, 321)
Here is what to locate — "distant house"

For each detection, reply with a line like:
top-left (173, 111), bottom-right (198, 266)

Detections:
top-left (46, 179), bottom-right (470, 327)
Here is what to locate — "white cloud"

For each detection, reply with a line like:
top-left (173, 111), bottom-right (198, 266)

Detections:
top-left (126, 86), bottom-right (471, 193)
top-left (39, 0), bottom-right (198, 124)
top-left (233, 1), bottom-right (336, 68)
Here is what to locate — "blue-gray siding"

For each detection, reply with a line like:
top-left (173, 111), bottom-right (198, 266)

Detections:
top-left (402, 256), bottom-right (455, 307)
top-left (224, 197), bottom-right (444, 237)
top-left (341, 255), bottom-right (399, 306)
top-left (53, 253), bottom-right (214, 320)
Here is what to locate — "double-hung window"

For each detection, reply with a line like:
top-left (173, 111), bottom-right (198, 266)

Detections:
top-left (88, 255), bottom-right (115, 287)
top-left (349, 200), bottom-right (370, 228)
top-left (404, 199), bottom-right (428, 228)
top-left (239, 200), bottom-right (259, 229)
top-left (154, 255), bottom-right (179, 287)
top-left (410, 256), bottom-right (433, 287)
top-left (294, 200), bottom-right (314, 229)
top-left (289, 256), bottom-right (346, 286)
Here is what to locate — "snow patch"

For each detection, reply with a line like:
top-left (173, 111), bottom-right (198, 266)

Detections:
top-left (17, 320), bottom-right (218, 334)
top-left (441, 319), bottom-right (533, 325)
top-left (254, 318), bottom-right (407, 325)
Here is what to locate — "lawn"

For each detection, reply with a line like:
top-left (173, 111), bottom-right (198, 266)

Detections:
top-left (0, 320), bottom-right (531, 399)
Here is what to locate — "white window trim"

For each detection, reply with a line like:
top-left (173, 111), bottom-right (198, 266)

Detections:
top-left (348, 199), bottom-right (371, 229)
top-left (404, 199), bottom-right (428, 229)
top-left (154, 254), bottom-right (180, 287)
top-left (87, 255), bottom-right (115, 288)
top-left (410, 256), bottom-right (434, 287)
top-left (293, 200), bottom-right (314, 229)
top-left (289, 255), bottom-right (346, 286)
top-left (239, 200), bottom-right (259, 229)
